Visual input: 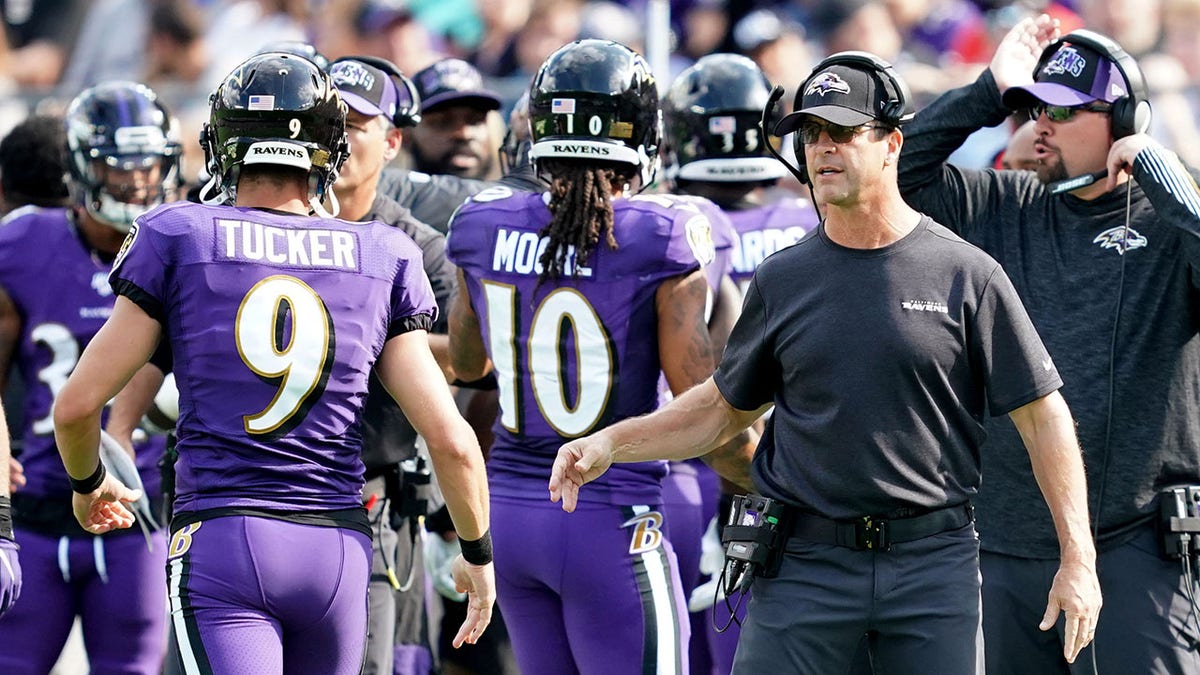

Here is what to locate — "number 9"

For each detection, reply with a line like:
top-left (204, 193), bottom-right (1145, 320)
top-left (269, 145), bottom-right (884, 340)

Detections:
top-left (289, 118), bottom-right (302, 139)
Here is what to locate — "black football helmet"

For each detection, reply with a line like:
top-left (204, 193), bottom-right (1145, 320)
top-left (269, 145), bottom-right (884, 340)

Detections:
top-left (65, 81), bottom-right (182, 232)
top-left (528, 39), bottom-right (661, 186)
top-left (200, 52), bottom-right (349, 214)
top-left (663, 54), bottom-right (785, 183)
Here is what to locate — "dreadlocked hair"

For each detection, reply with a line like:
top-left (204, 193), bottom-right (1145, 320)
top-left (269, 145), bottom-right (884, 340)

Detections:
top-left (537, 158), bottom-right (636, 283)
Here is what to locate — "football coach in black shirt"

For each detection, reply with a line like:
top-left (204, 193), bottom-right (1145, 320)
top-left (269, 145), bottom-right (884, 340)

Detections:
top-left (549, 52), bottom-right (1101, 673)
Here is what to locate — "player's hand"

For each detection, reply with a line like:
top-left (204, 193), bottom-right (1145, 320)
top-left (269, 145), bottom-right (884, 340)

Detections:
top-left (8, 457), bottom-right (24, 492)
top-left (991, 14), bottom-right (1060, 94)
top-left (1104, 134), bottom-right (1160, 191)
top-left (423, 533), bottom-right (467, 602)
top-left (0, 537), bottom-right (20, 617)
top-left (1041, 558), bottom-right (1102, 663)
top-left (450, 554), bottom-right (495, 648)
top-left (71, 472), bottom-right (142, 534)
top-left (549, 435), bottom-right (616, 512)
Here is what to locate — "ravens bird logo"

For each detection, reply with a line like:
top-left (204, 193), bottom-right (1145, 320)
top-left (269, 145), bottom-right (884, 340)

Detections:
top-left (1093, 225), bottom-right (1147, 255)
top-left (805, 73), bottom-right (851, 97)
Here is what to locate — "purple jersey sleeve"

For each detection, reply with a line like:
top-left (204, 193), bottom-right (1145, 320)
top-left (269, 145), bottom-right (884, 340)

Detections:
top-left (447, 187), bottom-right (708, 505)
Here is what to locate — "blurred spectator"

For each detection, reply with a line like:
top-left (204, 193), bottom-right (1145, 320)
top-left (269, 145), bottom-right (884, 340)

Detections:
top-left (59, 0), bottom-right (150, 92)
top-left (144, 0), bottom-right (208, 88)
top-left (885, 0), bottom-right (989, 66)
top-left (1078, 0), bottom-right (1163, 57)
top-left (1145, 0), bottom-right (1200, 165)
top-left (680, 0), bottom-right (731, 63)
top-left (406, 58), bottom-right (503, 180)
top-left (352, 0), bottom-right (442, 75)
top-left (579, 1), bottom-right (643, 53)
top-left (0, 0), bottom-right (90, 88)
top-left (0, 114), bottom-right (69, 214)
top-left (512, 0), bottom-right (583, 79)
top-left (201, 0), bottom-right (308, 93)
top-left (469, 0), bottom-right (532, 77)
top-left (731, 9), bottom-right (813, 97)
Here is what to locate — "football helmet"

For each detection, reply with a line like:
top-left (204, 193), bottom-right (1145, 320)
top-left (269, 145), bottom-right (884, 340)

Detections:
top-left (200, 52), bottom-right (349, 216)
top-left (528, 39), bottom-right (661, 187)
top-left (663, 54), bottom-right (785, 183)
top-left (64, 81), bottom-right (182, 232)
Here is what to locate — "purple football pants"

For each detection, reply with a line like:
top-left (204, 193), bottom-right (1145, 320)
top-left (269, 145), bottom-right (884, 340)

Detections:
top-left (0, 526), bottom-right (168, 675)
top-left (492, 495), bottom-right (689, 675)
top-left (165, 516), bottom-right (370, 675)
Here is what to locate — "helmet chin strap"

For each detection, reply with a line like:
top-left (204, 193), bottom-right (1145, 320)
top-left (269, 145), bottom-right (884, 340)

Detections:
top-left (199, 173), bottom-right (226, 206)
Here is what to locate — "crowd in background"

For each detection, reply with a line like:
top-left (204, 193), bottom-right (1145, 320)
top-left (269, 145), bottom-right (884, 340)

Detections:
top-left (3, 0), bottom-right (1200, 186)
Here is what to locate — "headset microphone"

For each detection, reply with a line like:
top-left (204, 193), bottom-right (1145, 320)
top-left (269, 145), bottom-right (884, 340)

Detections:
top-left (1047, 169), bottom-right (1108, 195)
top-left (760, 85), bottom-right (809, 185)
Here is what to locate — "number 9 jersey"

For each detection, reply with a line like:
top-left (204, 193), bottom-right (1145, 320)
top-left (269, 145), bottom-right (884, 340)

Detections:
top-left (447, 187), bottom-right (714, 506)
top-left (110, 201), bottom-right (437, 517)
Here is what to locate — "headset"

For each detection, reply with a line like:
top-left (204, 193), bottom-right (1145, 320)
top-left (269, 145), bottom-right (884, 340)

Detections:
top-left (1035, 30), bottom-right (1151, 139)
top-left (329, 55), bottom-right (423, 128)
top-left (761, 52), bottom-right (913, 186)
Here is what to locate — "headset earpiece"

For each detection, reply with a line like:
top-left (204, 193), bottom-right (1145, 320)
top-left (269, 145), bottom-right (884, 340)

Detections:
top-left (1034, 30), bottom-right (1151, 139)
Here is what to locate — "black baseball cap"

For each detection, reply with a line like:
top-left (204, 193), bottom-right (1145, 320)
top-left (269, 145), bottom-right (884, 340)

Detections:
top-left (329, 59), bottom-right (401, 121)
top-left (1003, 41), bottom-right (1130, 108)
top-left (413, 59), bottom-right (501, 113)
top-left (775, 63), bottom-right (893, 133)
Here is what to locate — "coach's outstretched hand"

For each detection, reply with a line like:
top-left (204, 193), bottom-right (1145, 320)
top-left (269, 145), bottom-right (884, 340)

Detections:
top-left (549, 435), bottom-right (617, 513)
top-left (450, 555), bottom-right (495, 648)
top-left (990, 13), bottom-right (1060, 94)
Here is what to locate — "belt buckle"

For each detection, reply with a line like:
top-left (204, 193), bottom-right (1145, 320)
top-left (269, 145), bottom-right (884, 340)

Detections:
top-left (857, 516), bottom-right (890, 551)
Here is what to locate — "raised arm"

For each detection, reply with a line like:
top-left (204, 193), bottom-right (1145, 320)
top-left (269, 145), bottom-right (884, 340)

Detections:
top-left (1008, 390), bottom-right (1100, 664)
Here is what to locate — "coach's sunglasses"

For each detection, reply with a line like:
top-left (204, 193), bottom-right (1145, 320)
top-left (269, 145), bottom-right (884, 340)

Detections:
top-left (1028, 102), bottom-right (1113, 123)
top-left (797, 120), bottom-right (889, 145)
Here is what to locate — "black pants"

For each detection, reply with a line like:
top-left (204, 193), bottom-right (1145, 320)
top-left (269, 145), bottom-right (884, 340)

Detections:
top-left (733, 523), bottom-right (983, 674)
top-left (982, 525), bottom-right (1200, 675)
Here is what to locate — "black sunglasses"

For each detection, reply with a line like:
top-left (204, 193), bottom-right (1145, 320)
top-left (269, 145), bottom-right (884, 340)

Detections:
top-left (1028, 102), bottom-right (1113, 123)
top-left (797, 120), bottom-right (888, 144)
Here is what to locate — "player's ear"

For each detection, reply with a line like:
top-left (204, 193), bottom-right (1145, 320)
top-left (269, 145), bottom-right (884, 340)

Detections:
top-left (383, 127), bottom-right (403, 162)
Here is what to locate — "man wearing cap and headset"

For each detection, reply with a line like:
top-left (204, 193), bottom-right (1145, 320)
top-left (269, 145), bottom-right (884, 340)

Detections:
top-left (898, 14), bottom-right (1200, 674)
top-left (403, 58), bottom-right (503, 182)
top-left (549, 51), bottom-right (1100, 673)
top-left (376, 58), bottom-right (504, 233)
top-left (328, 55), bottom-right (457, 675)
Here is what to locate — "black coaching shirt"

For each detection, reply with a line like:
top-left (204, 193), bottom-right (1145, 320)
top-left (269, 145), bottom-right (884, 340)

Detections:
top-left (714, 216), bottom-right (1062, 520)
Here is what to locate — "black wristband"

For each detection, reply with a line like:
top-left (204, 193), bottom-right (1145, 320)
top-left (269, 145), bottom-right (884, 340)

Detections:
top-left (0, 496), bottom-right (12, 541)
top-left (459, 529), bottom-right (493, 565)
top-left (69, 461), bottom-right (107, 495)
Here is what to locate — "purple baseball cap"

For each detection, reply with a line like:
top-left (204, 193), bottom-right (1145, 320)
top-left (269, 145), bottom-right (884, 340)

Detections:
top-left (1003, 40), bottom-right (1131, 108)
top-left (413, 59), bottom-right (501, 113)
top-left (328, 59), bottom-right (400, 121)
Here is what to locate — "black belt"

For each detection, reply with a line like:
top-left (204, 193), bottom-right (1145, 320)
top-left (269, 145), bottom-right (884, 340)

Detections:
top-left (789, 503), bottom-right (974, 552)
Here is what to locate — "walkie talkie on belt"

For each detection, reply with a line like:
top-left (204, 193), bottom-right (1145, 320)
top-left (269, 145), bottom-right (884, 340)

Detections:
top-left (721, 495), bottom-right (793, 593)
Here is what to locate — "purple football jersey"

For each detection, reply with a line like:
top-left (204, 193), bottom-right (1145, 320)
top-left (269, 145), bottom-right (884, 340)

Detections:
top-left (0, 208), bottom-right (164, 501)
top-left (447, 187), bottom-right (714, 505)
top-left (727, 198), bottom-right (819, 285)
top-left (110, 202), bottom-right (436, 515)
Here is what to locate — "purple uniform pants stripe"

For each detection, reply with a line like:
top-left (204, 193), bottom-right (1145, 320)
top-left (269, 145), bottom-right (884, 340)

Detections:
top-left (492, 495), bottom-right (688, 675)
top-left (166, 516), bottom-right (370, 675)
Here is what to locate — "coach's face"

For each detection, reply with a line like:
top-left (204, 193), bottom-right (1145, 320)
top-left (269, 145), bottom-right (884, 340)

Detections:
top-left (1029, 103), bottom-right (1113, 186)
top-left (407, 104), bottom-right (495, 179)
